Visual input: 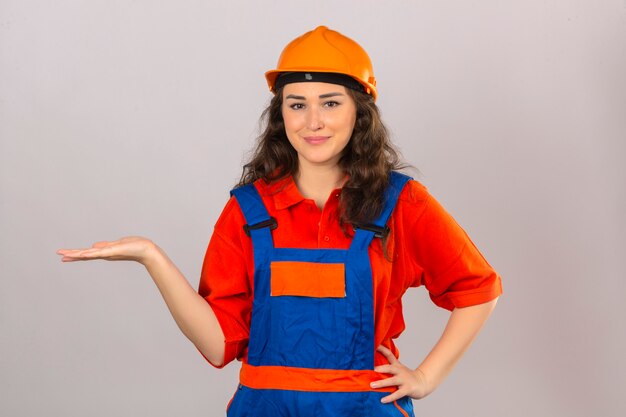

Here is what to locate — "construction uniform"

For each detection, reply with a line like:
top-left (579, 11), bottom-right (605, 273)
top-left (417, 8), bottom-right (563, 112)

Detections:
top-left (199, 172), bottom-right (502, 416)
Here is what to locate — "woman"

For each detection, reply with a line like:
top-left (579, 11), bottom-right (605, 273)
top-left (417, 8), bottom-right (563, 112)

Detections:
top-left (58, 26), bottom-right (502, 416)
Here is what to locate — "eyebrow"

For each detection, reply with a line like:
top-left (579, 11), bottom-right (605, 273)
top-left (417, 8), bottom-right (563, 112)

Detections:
top-left (285, 92), bottom-right (345, 100)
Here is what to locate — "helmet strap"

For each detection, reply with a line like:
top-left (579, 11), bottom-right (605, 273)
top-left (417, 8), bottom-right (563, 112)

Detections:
top-left (275, 72), bottom-right (366, 94)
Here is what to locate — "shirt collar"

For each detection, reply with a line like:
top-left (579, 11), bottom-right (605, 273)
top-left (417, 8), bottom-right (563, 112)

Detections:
top-left (258, 175), bottom-right (305, 210)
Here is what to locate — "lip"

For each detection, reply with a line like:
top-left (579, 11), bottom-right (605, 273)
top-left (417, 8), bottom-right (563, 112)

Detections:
top-left (303, 136), bottom-right (330, 145)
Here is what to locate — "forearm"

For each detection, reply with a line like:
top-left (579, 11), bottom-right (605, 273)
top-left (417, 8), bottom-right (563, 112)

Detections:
top-left (417, 298), bottom-right (498, 392)
top-left (143, 243), bottom-right (226, 366)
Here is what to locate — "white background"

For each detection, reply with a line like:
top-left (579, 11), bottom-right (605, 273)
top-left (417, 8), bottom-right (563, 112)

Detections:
top-left (1, 1), bottom-right (625, 416)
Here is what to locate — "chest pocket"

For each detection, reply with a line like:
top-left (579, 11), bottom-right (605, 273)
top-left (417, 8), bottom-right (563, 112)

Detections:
top-left (270, 261), bottom-right (346, 298)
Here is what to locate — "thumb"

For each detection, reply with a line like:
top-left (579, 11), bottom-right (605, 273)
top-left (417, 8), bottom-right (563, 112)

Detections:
top-left (92, 241), bottom-right (113, 248)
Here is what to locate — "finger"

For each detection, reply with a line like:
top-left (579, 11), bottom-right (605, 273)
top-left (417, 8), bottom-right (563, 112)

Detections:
top-left (57, 246), bottom-right (109, 255)
top-left (61, 249), bottom-right (96, 262)
top-left (370, 375), bottom-right (399, 390)
top-left (60, 255), bottom-right (100, 262)
top-left (373, 364), bottom-right (394, 374)
top-left (60, 256), bottom-right (80, 262)
top-left (376, 345), bottom-right (397, 363)
top-left (380, 389), bottom-right (405, 404)
top-left (57, 248), bottom-right (89, 254)
top-left (57, 249), bottom-right (89, 256)
top-left (61, 247), bottom-right (107, 259)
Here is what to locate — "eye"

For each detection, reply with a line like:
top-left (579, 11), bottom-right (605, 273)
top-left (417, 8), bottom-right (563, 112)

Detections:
top-left (289, 103), bottom-right (305, 110)
top-left (323, 100), bottom-right (340, 108)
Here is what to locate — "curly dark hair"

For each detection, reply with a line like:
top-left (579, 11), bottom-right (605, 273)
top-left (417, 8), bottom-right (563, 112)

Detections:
top-left (238, 87), bottom-right (406, 227)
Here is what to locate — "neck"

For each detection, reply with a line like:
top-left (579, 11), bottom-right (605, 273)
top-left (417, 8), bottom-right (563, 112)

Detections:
top-left (294, 162), bottom-right (346, 210)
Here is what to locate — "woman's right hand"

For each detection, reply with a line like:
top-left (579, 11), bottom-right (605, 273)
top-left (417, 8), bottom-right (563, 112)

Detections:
top-left (57, 236), bottom-right (227, 365)
top-left (57, 236), bottom-right (158, 266)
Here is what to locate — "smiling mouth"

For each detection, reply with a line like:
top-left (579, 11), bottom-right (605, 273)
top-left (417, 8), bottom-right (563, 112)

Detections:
top-left (303, 136), bottom-right (330, 144)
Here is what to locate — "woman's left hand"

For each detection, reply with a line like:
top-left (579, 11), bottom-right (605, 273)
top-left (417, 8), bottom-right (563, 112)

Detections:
top-left (370, 345), bottom-right (432, 403)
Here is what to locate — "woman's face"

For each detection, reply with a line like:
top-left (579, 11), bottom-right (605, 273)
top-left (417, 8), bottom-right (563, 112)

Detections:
top-left (281, 82), bottom-right (357, 172)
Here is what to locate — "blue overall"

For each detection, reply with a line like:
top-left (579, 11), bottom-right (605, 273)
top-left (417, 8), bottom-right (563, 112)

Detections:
top-left (227, 172), bottom-right (415, 417)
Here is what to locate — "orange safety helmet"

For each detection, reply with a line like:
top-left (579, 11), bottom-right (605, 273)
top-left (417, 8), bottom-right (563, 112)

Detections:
top-left (265, 26), bottom-right (378, 100)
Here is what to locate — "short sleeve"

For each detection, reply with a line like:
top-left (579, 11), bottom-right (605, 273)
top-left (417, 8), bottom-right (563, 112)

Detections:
top-left (402, 182), bottom-right (502, 310)
top-left (198, 197), bottom-right (252, 367)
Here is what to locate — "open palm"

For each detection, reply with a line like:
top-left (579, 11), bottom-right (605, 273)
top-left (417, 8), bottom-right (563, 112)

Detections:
top-left (57, 236), bottom-right (155, 264)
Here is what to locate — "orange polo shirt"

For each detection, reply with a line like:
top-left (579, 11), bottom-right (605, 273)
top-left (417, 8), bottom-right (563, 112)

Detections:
top-left (198, 175), bottom-right (502, 368)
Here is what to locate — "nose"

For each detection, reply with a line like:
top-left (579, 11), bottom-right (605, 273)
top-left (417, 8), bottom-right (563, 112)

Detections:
top-left (306, 107), bottom-right (324, 131)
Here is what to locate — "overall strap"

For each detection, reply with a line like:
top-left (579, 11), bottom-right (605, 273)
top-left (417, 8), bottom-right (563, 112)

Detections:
top-left (350, 171), bottom-right (412, 250)
top-left (375, 171), bottom-right (412, 227)
top-left (230, 184), bottom-right (276, 252)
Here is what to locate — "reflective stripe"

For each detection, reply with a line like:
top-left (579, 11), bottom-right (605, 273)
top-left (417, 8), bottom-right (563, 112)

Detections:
top-left (240, 363), bottom-right (395, 393)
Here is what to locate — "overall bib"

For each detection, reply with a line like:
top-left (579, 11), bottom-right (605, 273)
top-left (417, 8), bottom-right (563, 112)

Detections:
top-left (227, 172), bottom-right (415, 417)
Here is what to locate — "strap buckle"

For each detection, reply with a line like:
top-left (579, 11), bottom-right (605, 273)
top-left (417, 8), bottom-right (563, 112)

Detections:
top-left (243, 217), bottom-right (278, 237)
top-left (353, 223), bottom-right (390, 239)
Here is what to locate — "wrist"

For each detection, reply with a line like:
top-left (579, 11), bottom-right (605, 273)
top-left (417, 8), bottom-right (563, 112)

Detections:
top-left (141, 240), bottom-right (164, 268)
top-left (414, 367), bottom-right (434, 398)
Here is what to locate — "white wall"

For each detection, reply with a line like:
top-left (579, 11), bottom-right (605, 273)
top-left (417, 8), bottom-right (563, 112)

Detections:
top-left (1, 1), bottom-right (624, 416)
